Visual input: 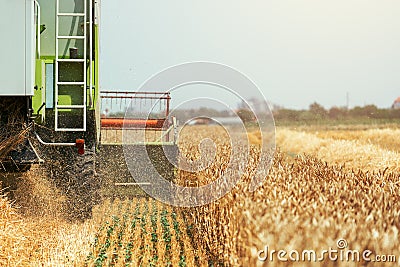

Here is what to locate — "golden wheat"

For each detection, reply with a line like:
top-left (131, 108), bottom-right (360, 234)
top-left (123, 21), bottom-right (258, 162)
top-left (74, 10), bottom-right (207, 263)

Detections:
top-left (276, 128), bottom-right (400, 172)
top-left (312, 128), bottom-right (400, 153)
top-left (178, 126), bottom-right (400, 266)
top-left (1, 125), bottom-right (399, 266)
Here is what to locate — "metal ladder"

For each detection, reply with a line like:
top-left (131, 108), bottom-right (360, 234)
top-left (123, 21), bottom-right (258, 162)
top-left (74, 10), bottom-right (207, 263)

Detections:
top-left (55, 0), bottom-right (92, 131)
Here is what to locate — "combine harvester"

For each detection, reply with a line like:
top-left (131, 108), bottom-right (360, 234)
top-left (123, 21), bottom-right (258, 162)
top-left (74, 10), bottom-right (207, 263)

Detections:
top-left (0, 0), bottom-right (178, 220)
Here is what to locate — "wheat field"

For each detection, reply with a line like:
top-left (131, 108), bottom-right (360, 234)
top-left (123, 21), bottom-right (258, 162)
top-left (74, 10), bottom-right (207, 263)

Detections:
top-left (0, 125), bottom-right (399, 266)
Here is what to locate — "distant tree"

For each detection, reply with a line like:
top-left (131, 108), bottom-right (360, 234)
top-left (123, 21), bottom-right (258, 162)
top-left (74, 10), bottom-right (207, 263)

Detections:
top-left (272, 103), bottom-right (284, 111)
top-left (274, 109), bottom-right (300, 121)
top-left (328, 106), bottom-right (347, 119)
top-left (374, 108), bottom-right (390, 119)
top-left (363, 105), bottom-right (378, 118)
top-left (237, 108), bottom-right (256, 123)
top-left (349, 106), bottom-right (363, 117)
top-left (309, 102), bottom-right (327, 119)
top-left (391, 109), bottom-right (400, 118)
top-left (349, 105), bottom-right (378, 118)
top-left (170, 107), bottom-right (232, 123)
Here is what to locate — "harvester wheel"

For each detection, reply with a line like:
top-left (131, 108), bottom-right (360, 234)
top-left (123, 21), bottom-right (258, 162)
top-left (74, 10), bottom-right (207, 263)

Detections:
top-left (66, 148), bottom-right (101, 221)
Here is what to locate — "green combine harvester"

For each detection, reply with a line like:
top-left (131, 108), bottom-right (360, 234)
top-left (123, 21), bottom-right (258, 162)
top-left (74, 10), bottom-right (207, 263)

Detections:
top-left (0, 0), bottom-right (178, 220)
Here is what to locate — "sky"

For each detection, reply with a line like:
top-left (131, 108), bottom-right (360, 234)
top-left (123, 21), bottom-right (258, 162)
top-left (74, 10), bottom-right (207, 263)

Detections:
top-left (100, 0), bottom-right (400, 110)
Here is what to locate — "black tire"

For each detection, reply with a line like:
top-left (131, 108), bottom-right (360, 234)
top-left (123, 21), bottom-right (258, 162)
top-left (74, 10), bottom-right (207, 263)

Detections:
top-left (66, 147), bottom-right (101, 221)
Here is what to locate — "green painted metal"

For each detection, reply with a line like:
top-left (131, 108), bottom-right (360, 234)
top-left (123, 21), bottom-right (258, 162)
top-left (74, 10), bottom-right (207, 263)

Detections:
top-left (93, 23), bottom-right (101, 142)
top-left (92, 23), bottom-right (100, 110)
top-left (32, 60), bottom-right (44, 117)
top-left (33, 0), bottom-right (100, 138)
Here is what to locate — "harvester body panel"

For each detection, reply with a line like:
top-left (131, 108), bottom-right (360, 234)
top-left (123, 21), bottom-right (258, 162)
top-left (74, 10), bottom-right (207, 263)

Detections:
top-left (0, 0), bottom-right (35, 96)
top-left (0, 0), bottom-right (101, 167)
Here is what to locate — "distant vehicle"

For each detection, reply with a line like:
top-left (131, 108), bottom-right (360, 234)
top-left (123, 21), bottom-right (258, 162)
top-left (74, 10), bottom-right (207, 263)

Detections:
top-left (186, 116), bottom-right (243, 126)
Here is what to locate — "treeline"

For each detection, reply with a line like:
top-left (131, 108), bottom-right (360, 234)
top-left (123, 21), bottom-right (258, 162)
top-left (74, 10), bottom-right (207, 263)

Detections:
top-left (171, 103), bottom-right (400, 124)
top-left (169, 107), bottom-right (232, 123)
top-left (106, 102), bottom-right (400, 124)
top-left (274, 102), bottom-right (400, 122)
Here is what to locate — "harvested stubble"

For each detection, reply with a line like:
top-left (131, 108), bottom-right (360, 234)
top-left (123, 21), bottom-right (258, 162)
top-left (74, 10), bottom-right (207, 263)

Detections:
top-left (0, 164), bottom-right (96, 266)
top-left (166, 206), bottom-right (183, 266)
top-left (0, 194), bottom-right (26, 266)
top-left (140, 200), bottom-right (155, 266)
top-left (276, 128), bottom-right (400, 172)
top-left (312, 128), bottom-right (400, 153)
top-left (0, 194), bottom-right (95, 266)
top-left (155, 202), bottom-right (167, 267)
top-left (86, 198), bottom-right (207, 266)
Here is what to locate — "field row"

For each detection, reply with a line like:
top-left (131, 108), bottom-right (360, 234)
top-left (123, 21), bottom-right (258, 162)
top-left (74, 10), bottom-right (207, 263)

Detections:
top-left (85, 198), bottom-right (208, 267)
